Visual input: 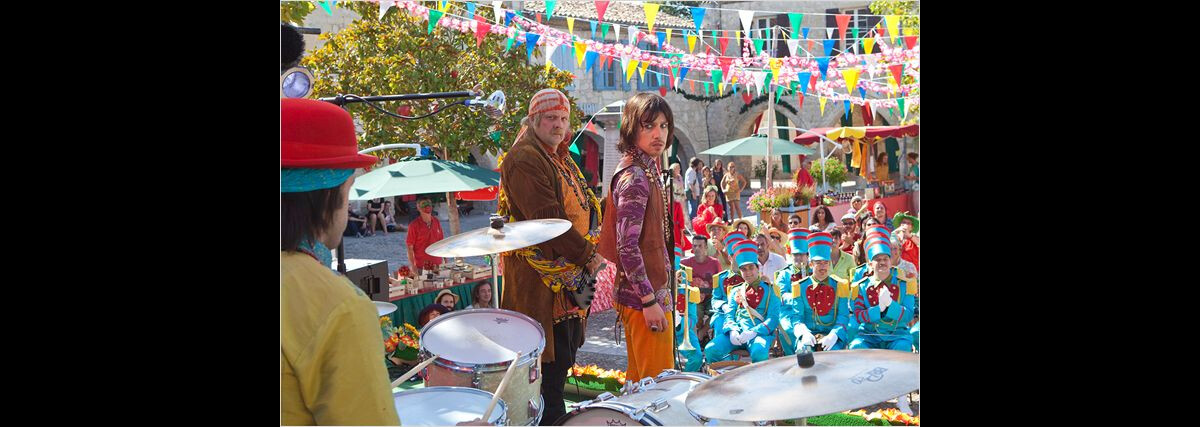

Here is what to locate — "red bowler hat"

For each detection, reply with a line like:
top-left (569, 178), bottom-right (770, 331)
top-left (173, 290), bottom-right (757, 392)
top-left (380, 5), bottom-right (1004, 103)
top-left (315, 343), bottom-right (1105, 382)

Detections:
top-left (281, 99), bottom-right (378, 169)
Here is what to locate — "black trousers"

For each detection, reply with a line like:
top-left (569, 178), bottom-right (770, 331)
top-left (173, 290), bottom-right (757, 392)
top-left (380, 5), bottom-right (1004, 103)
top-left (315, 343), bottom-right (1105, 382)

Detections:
top-left (540, 317), bottom-right (582, 425)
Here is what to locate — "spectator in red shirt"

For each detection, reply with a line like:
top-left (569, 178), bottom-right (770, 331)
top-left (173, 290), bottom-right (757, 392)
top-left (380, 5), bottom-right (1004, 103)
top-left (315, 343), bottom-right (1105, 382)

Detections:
top-left (794, 157), bottom-right (815, 189)
top-left (405, 197), bottom-right (445, 271)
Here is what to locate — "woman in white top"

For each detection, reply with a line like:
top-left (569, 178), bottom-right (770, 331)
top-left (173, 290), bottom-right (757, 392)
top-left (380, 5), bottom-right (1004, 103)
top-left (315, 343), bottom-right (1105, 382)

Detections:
top-left (809, 205), bottom-right (837, 232)
top-left (466, 281), bottom-right (493, 309)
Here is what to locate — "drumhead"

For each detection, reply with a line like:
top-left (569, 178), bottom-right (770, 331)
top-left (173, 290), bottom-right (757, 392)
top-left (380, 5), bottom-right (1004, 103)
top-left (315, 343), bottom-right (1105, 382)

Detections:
top-left (557, 403), bottom-right (654, 426)
top-left (421, 308), bottom-right (545, 365)
top-left (393, 386), bottom-right (506, 426)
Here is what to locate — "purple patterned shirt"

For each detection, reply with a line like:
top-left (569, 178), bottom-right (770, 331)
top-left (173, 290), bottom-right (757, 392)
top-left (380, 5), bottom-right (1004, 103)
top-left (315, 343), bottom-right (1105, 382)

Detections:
top-left (613, 151), bottom-right (671, 310)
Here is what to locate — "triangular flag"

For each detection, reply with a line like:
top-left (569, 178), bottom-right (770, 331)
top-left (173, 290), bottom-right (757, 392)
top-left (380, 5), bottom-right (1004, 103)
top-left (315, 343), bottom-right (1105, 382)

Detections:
top-left (898, 98), bottom-right (906, 117)
top-left (525, 33), bottom-right (541, 59)
top-left (687, 32), bottom-right (697, 52)
top-left (546, 0), bottom-right (557, 18)
top-left (788, 13), bottom-right (802, 39)
top-left (692, 7), bottom-right (706, 31)
top-left (807, 39), bottom-right (815, 53)
top-left (718, 31), bottom-right (730, 53)
top-left (590, 21), bottom-right (597, 39)
top-left (595, 0), bottom-right (610, 22)
top-left (439, 0), bottom-right (449, 12)
top-left (639, 59), bottom-right (649, 79)
top-left (679, 66), bottom-right (690, 81)
top-left (705, 82), bottom-right (711, 95)
top-left (566, 17), bottom-right (574, 34)
top-left (465, 2), bottom-right (475, 19)
top-left (602, 23), bottom-right (611, 40)
top-left (644, 3), bottom-right (660, 33)
top-left (545, 43), bottom-right (555, 73)
top-left (885, 15), bottom-right (900, 43)
top-left (505, 33), bottom-right (514, 52)
top-left (769, 58), bottom-right (781, 78)
top-left (319, 0), bottom-right (333, 15)
top-left (842, 68), bottom-right (860, 96)
top-left (825, 28), bottom-right (835, 40)
top-left (754, 71), bottom-right (767, 96)
top-left (795, 72), bottom-right (811, 93)
top-left (718, 82), bottom-right (725, 95)
top-left (475, 21), bottom-right (492, 47)
top-left (428, 10), bottom-right (444, 34)
top-left (629, 25), bottom-right (639, 45)
top-left (902, 35), bottom-right (918, 50)
top-left (535, 12), bottom-right (542, 25)
top-left (776, 84), bottom-right (786, 100)
top-left (690, 80), bottom-right (695, 92)
top-left (493, 1), bottom-right (503, 25)
top-left (850, 28), bottom-right (859, 53)
top-left (816, 57), bottom-right (831, 79)
top-left (864, 55), bottom-right (877, 77)
top-left (797, 91), bottom-right (805, 109)
top-left (819, 97), bottom-right (827, 115)
top-left (490, 130), bottom-right (502, 142)
top-left (802, 27), bottom-right (810, 39)
top-left (823, 39), bottom-right (836, 57)
top-left (624, 58), bottom-right (637, 82)
top-left (739, 10), bottom-right (755, 35)
top-left (575, 41), bottom-right (587, 66)
top-left (505, 11), bottom-right (514, 26)
top-left (861, 102), bottom-right (873, 126)
top-left (753, 34), bottom-right (765, 56)
top-left (742, 91), bottom-right (752, 105)
top-left (717, 57), bottom-right (732, 77)
top-left (659, 86), bottom-right (668, 97)
top-left (904, 28), bottom-right (915, 37)
top-left (809, 73), bottom-right (818, 92)
top-left (764, 69), bottom-right (773, 90)
top-left (863, 37), bottom-right (875, 55)
top-left (843, 100), bottom-right (851, 121)
top-left (379, 0), bottom-right (393, 21)
top-left (666, 29), bottom-right (673, 47)
top-left (835, 14), bottom-right (850, 43)
top-left (889, 107), bottom-right (896, 118)
top-left (657, 31), bottom-right (666, 49)
top-left (889, 64), bottom-right (904, 86)
top-left (786, 39), bottom-right (799, 56)
top-left (858, 87), bottom-right (866, 99)
top-left (585, 51), bottom-right (599, 72)
top-left (613, 24), bottom-right (621, 43)
top-left (735, 29), bottom-right (741, 48)
top-left (870, 102), bottom-right (880, 124)
top-left (711, 69), bottom-right (723, 87)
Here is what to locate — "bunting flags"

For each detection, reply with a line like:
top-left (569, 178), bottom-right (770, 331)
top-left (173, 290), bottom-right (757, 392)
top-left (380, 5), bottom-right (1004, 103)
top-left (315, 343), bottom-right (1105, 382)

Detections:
top-left (624, 57), bottom-right (637, 82)
top-left (595, 0), bottom-right (610, 22)
top-left (575, 41), bottom-right (587, 66)
top-left (797, 90), bottom-right (805, 109)
top-left (465, 2), bottom-right (475, 19)
top-left (823, 39), bottom-right (836, 57)
top-left (863, 36), bottom-right (875, 55)
top-left (816, 57), bottom-right (831, 80)
top-left (711, 69), bottom-right (723, 88)
top-left (861, 101), bottom-right (873, 126)
top-left (825, 28), bottom-right (835, 40)
top-left (739, 10), bottom-right (755, 35)
top-left (788, 13), bottom-right (802, 38)
top-left (525, 33), bottom-right (541, 59)
top-left (802, 27), bottom-right (810, 39)
top-left (613, 24), bottom-right (621, 43)
top-left (850, 28), bottom-right (859, 53)
top-left (505, 10), bottom-right (513, 26)
top-left (885, 15), bottom-right (900, 43)
top-left (819, 97), bottom-right (827, 115)
top-left (835, 14), bottom-right (850, 43)
top-left (601, 22), bottom-right (611, 40)
top-left (666, 29), bottom-right (673, 47)
top-left (545, 0), bottom-right (557, 19)
top-left (639, 59), bottom-right (650, 79)
top-left (379, 0), bottom-right (393, 21)
top-left (687, 32), bottom-right (697, 52)
top-left (584, 51), bottom-right (599, 72)
top-left (590, 20), bottom-right (597, 39)
top-left (889, 64), bottom-right (904, 87)
top-left (691, 7), bottom-right (706, 31)
top-left (902, 35), bottom-right (918, 50)
top-left (786, 39), bottom-right (799, 56)
top-left (795, 72), bottom-right (811, 94)
top-left (656, 31), bottom-right (666, 49)
top-left (492, 1), bottom-right (503, 25)
top-left (628, 25), bottom-right (638, 45)
top-left (545, 42), bottom-right (556, 73)
top-left (843, 100), bottom-right (851, 121)
top-left (567, 17), bottom-right (574, 35)
top-left (644, 3), bottom-right (660, 33)
top-left (897, 98), bottom-right (906, 117)
top-left (718, 30), bottom-right (729, 54)
top-left (475, 21), bottom-right (491, 47)
top-left (428, 10), bottom-right (444, 33)
top-left (842, 68), bottom-right (860, 96)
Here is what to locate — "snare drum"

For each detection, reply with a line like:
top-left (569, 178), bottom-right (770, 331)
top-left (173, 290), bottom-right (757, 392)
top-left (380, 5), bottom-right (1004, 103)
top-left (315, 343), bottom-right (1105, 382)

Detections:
top-left (420, 308), bottom-right (546, 425)
top-left (393, 386), bottom-right (508, 426)
top-left (556, 370), bottom-right (768, 426)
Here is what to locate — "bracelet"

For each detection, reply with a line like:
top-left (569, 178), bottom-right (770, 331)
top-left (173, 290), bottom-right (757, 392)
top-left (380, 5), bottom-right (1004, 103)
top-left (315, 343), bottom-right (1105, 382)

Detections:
top-left (641, 299), bottom-right (658, 308)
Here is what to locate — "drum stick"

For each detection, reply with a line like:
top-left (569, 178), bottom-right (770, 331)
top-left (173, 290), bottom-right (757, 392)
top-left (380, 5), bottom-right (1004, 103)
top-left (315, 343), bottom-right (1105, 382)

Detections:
top-left (482, 351), bottom-right (523, 422)
top-left (391, 354), bottom-right (439, 387)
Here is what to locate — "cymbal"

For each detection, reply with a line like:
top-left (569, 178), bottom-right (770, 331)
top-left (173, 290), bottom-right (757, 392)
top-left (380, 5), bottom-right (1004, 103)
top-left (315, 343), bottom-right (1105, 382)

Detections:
top-left (424, 219), bottom-right (573, 258)
top-left (685, 350), bottom-right (919, 421)
top-left (374, 301), bottom-right (398, 317)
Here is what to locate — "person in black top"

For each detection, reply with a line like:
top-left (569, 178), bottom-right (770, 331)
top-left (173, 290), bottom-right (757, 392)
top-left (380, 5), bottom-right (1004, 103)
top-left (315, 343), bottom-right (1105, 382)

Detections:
top-left (366, 198), bottom-right (385, 236)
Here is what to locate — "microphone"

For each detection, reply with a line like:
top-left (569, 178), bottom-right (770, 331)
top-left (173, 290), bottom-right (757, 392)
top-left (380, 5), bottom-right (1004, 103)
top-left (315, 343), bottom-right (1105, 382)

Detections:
top-left (796, 344), bottom-right (815, 368)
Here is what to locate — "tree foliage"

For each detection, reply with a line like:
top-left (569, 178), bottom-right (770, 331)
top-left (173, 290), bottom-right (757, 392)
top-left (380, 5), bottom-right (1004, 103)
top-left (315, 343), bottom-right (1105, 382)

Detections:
top-left (298, 1), bottom-right (582, 162)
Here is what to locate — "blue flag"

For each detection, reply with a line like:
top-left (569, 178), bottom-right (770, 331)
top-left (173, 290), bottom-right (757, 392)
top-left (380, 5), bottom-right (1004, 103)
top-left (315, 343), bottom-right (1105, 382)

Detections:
top-left (656, 31), bottom-right (666, 49)
top-left (525, 33), bottom-right (540, 60)
top-left (802, 27), bottom-right (810, 39)
top-left (679, 66), bottom-right (690, 81)
top-left (465, 2), bottom-right (475, 19)
top-left (691, 7), bottom-right (706, 31)
top-left (824, 39), bottom-right (836, 57)
top-left (843, 100), bottom-right (852, 120)
top-left (505, 11), bottom-right (514, 26)
top-left (796, 71), bottom-right (811, 93)
top-left (585, 51), bottom-right (599, 73)
top-left (590, 21), bottom-right (597, 40)
top-left (816, 57), bottom-right (831, 79)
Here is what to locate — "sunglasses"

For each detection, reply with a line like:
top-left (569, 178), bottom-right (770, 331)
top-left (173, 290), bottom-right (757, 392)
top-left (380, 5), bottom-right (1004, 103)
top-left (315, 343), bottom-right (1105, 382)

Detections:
top-left (771, 236), bottom-right (782, 241)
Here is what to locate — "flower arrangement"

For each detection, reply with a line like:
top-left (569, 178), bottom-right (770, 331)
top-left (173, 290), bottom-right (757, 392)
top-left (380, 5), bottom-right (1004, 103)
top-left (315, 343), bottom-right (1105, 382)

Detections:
top-left (567, 364), bottom-right (627, 392)
top-left (793, 183), bottom-right (817, 207)
top-left (746, 186), bottom-right (794, 212)
top-left (382, 318), bottom-right (421, 362)
top-left (844, 408), bottom-right (919, 426)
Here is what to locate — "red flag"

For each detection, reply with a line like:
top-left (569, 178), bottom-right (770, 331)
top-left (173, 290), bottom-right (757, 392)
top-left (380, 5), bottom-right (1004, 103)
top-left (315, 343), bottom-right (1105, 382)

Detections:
top-left (718, 31), bottom-right (729, 54)
top-left (595, 1), bottom-right (610, 22)
top-left (535, 12), bottom-right (542, 24)
top-left (861, 101), bottom-right (873, 125)
top-left (475, 22), bottom-right (491, 47)
top-left (659, 87), bottom-right (667, 97)
top-left (889, 64), bottom-right (904, 86)
top-left (690, 80), bottom-right (695, 92)
top-left (797, 92), bottom-right (805, 109)
top-left (809, 73), bottom-right (818, 92)
top-left (742, 92), bottom-right (752, 105)
top-left (718, 57), bottom-right (733, 77)
top-left (835, 14), bottom-right (850, 43)
top-left (902, 35), bottom-right (918, 50)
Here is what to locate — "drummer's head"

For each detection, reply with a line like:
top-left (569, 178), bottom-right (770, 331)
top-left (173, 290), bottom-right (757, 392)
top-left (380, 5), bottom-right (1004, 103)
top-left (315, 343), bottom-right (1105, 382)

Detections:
top-left (523, 89), bottom-right (571, 147)
top-left (280, 99), bottom-right (377, 253)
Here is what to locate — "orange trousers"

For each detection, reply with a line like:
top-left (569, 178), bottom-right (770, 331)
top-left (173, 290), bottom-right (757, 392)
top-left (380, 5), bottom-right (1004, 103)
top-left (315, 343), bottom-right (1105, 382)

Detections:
top-left (618, 304), bottom-right (675, 382)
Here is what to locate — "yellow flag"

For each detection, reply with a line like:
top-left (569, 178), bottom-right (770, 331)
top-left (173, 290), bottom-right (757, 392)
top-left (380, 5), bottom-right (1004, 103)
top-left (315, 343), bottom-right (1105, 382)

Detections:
top-left (546, 57), bottom-right (553, 73)
top-left (903, 28), bottom-right (914, 37)
top-left (769, 59), bottom-right (781, 79)
top-left (575, 41), bottom-right (587, 66)
top-left (567, 17), bottom-right (575, 35)
top-left (625, 59), bottom-right (638, 82)
top-left (666, 28), bottom-right (673, 46)
top-left (718, 82), bottom-right (725, 94)
top-left (644, 3), bottom-right (660, 33)
top-left (639, 59), bottom-right (650, 79)
top-left (687, 33), bottom-right (697, 52)
top-left (863, 37), bottom-right (875, 55)
top-left (842, 68), bottom-right (860, 96)
top-left (886, 15), bottom-right (900, 43)
top-left (819, 97), bottom-right (827, 115)
top-left (736, 30), bottom-right (741, 47)
top-left (731, 74), bottom-right (738, 84)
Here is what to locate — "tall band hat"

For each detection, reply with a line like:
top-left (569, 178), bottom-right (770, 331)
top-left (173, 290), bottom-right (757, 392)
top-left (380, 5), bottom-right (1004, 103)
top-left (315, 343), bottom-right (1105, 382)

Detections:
top-left (734, 239), bottom-right (761, 267)
top-left (807, 231), bottom-right (835, 261)
top-left (674, 245), bottom-right (685, 271)
top-left (864, 226), bottom-right (892, 261)
top-left (724, 231), bottom-right (749, 257)
top-left (787, 228), bottom-right (810, 255)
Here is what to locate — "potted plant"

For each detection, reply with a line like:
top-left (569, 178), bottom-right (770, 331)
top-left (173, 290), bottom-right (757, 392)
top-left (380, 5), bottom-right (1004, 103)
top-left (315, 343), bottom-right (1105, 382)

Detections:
top-left (747, 186), bottom-right (793, 224)
top-left (808, 157), bottom-right (848, 193)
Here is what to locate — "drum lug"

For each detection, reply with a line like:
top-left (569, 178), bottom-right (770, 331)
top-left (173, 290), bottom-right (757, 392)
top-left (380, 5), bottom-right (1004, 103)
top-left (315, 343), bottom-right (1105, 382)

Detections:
top-left (656, 369), bottom-right (679, 379)
top-left (471, 369), bottom-right (483, 389)
top-left (528, 400), bottom-right (538, 419)
top-left (648, 398), bottom-right (669, 413)
top-left (595, 392), bottom-right (615, 402)
top-left (529, 364), bottom-right (540, 383)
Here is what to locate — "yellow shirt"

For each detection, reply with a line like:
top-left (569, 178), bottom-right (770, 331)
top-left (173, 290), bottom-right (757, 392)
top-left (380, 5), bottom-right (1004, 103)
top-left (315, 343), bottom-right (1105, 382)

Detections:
top-left (281, 251), bottom-right (400, 426)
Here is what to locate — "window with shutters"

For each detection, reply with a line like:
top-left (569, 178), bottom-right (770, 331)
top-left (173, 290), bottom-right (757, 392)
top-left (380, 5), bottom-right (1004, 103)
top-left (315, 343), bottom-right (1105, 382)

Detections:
top-left (746, 17), bottom-right (777, 57)
top-left (841, 7), bottom-right (879, 54)
top-left (550, 44), bottom-right (576, 90)
top-left (593, 58), bottom-right (631, 92)
top-left (636, 42), bottom-right (664, 90)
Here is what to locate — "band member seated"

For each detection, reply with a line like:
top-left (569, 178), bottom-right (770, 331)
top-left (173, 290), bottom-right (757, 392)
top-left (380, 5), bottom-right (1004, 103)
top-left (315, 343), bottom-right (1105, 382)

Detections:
top-left (673, 246), bottom-right (704, 372)
top-left (772, 228), bottom-right (811, 294)
top-left (703, 239), bottom-right (781, 363)
top-left (779, 231), bottom-right (854, 355)
top-left (849, 225), bottom-right (916, 352)
top-left (707, 231), bottom-right (747, 346)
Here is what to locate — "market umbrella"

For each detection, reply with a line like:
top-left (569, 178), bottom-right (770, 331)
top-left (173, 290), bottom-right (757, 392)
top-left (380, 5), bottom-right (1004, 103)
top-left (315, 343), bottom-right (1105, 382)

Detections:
top-left (792, 125), bottom-right (920, 144)
top-left (349, 155), bottom-right (500, 200)
top-left (700, 135), bottom-right (815, 156)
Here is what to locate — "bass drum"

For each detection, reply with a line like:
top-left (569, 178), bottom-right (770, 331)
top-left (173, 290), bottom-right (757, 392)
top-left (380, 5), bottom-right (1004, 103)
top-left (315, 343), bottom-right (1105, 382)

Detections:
top-left (556, 370), bottom-right (771, 426)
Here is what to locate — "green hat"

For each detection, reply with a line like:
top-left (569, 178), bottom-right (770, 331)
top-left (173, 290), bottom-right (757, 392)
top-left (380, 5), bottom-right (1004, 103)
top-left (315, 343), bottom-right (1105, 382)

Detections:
top-left (892, 211), bottom-right (920, 234)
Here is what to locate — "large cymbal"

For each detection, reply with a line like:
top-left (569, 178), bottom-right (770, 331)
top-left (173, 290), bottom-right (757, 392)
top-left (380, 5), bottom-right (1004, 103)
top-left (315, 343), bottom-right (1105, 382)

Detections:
top-left (424, 219), bottom-right (573, 258)
top-left (685, 350), bottom-right (919, 422)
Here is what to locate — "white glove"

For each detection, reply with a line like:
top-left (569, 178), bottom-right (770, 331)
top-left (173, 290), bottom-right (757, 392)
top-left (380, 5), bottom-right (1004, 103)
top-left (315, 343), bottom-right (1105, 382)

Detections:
top-left (819, 333), bottom-right (839, 350)
top-left (728, 329), bottom-right (745, 346)
top-left (740, 330), bottom-right (758, 345)
top-left (794, 324), bottom-right (815, 347)
top-left (878, 287), bottom-right (893, 311)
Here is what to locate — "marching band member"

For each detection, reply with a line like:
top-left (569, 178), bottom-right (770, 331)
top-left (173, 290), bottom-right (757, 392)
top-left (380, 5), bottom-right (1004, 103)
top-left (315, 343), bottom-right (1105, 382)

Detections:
top-left (779, 232), bottom-right (854, 355)
top-left (703, 239), bottom-right (781, 363)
